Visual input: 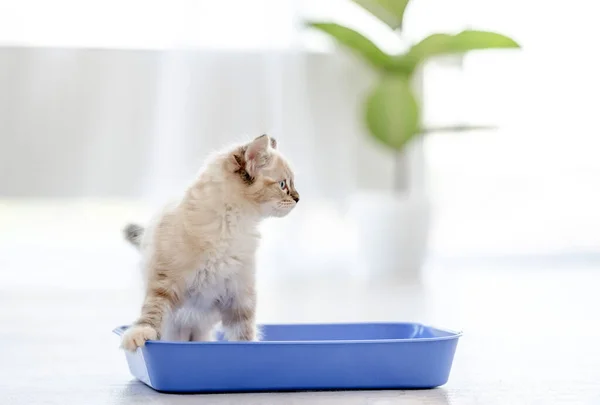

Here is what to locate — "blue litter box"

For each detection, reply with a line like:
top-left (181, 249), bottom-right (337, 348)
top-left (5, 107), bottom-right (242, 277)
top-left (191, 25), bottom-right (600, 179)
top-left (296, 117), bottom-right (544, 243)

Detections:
top-left (114, 322), bottom-right (461, 393)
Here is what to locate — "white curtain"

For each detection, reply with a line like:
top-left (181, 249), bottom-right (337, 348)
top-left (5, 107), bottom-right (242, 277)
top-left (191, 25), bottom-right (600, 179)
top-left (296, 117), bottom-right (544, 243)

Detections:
top-left (1, 0), bottom-right (599, 276)
top-left (422, 0), bottom-right (600, 260)
top-left (0, 0), bottom-right (392, 279)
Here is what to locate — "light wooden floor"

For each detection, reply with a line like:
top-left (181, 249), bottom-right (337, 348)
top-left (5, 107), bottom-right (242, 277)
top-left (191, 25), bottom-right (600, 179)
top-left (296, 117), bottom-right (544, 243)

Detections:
top-left (2, 266), bottom-right (600, 404)
top-left (1, 201), bottom-right (600, 404)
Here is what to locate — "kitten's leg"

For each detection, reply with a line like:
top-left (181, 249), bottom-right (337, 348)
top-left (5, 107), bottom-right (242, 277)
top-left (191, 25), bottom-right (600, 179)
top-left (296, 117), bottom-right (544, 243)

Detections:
top-left (190, 309), bottom-right (220, 341)
top-left (175, 325), bottom-right (193, 341)
top-left (191, 326), bottom-right (216, 342)
top-left (162, 322), bottom-right (193, 342)
top-left (220, 285), bottom-right (258, 341)
top-left (121, 278), bottom-right (182, 351)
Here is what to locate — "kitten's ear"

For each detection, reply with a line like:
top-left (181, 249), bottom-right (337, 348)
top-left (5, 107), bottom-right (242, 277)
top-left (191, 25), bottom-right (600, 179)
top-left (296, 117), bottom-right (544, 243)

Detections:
top-left (244, 135), bottom-right (272, 177)
top-left (252, 134), bottom-right (276, 149)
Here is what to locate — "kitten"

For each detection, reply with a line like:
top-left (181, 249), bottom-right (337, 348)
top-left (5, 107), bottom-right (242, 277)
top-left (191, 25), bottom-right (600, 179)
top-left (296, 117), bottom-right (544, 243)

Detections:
top-left (121, 135), bottom-right (299, 351)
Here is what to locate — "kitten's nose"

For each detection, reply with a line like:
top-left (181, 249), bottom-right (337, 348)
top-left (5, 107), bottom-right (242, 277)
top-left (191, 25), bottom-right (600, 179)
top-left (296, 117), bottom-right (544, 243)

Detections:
top-left (292, 195), bottom-right (299, 203)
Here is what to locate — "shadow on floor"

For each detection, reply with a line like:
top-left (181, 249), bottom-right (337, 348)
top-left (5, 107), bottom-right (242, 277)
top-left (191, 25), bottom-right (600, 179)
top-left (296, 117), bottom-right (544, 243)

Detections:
top-left (114, 380), bottom-right (450, 404)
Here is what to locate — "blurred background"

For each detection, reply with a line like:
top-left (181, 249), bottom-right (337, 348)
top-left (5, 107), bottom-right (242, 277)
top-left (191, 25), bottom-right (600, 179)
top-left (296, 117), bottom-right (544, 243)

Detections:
top-left (3, 3), bottom-right (600, 402)
top-left (1, 0), bottom-right (599, 290)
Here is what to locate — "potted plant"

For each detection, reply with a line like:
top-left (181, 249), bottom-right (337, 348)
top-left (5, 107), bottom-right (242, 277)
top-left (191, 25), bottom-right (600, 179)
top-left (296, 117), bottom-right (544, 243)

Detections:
top-left (307, 0), bottom-right (519, 280)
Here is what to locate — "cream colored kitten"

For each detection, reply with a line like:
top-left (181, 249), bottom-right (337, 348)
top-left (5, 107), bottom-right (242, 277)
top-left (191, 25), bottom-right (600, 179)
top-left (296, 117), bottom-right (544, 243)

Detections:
top-left (121, 135), bottom-right (299, 351)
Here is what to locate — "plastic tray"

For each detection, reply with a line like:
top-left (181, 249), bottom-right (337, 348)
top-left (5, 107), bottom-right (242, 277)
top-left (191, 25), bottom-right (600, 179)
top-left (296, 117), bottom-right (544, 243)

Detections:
top-left (113, 322), bottom-right (461, 393)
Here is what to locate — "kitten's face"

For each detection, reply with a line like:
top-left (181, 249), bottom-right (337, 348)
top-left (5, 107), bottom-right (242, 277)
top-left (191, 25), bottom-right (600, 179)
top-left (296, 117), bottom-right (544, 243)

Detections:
top-left (231, 135), bottom-right (299, 218)
top-left (256, 154), bottom-right (299, 218)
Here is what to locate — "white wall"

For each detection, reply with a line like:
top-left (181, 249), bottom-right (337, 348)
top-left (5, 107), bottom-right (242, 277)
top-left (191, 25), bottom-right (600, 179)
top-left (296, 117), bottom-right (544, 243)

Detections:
top-left (0, 46), bottom-right (415, 199)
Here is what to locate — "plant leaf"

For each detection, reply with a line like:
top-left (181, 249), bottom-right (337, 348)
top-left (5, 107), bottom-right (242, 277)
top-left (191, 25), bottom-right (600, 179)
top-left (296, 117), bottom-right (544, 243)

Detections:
top-left (402, 30), bottom-right (520, 72)
top-left (352, 0), bottom-right (411, 30)
top-left (365, 75), bottom-right (420, 150)
top-left (307, 22), bottom-right (392, 69)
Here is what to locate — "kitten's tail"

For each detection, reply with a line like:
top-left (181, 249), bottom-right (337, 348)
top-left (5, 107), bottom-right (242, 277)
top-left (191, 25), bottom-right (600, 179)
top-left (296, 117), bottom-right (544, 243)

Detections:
top-left (123, 223), bottom-right (144, 249)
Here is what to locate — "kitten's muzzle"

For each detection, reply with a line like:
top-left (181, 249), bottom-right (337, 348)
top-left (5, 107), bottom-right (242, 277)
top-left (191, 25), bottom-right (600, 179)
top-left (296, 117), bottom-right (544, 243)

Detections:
top-left (290, 191), bottom-right (300, 203)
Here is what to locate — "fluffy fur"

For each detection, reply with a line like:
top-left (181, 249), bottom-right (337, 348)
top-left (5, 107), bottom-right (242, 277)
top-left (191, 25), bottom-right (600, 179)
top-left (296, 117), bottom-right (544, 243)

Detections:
top-left (121, 135), bottom-right (299, 351)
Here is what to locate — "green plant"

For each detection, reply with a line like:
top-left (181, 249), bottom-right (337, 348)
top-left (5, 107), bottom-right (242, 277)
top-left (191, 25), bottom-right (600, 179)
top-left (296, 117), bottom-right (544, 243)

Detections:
top-left (307, 0), bottom-right (519, 190)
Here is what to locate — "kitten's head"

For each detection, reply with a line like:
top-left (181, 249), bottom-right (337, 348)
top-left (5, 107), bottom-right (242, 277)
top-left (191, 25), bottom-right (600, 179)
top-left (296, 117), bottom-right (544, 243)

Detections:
top-left (229, 135), bottom-right (299, 218)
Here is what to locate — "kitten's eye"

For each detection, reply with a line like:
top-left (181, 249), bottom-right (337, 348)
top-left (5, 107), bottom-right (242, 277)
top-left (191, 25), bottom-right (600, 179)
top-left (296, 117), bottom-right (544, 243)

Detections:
top-left (279, 180), bottom-right (286, 190)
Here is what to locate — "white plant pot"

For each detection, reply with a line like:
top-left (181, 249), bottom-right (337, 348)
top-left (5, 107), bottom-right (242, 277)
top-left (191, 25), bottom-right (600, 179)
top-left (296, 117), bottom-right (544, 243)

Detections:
top-left (347, 192), bottom-right (430, 281)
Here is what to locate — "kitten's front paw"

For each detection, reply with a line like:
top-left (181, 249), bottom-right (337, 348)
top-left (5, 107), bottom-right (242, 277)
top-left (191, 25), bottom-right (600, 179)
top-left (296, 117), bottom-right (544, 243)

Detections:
top-left (121, 324), bottom-right (158, 351)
